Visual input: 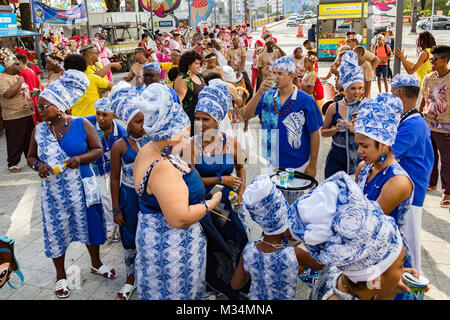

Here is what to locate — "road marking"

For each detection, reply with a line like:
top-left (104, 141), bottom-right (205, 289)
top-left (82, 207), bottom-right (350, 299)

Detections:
top-left (6, 184), bottom-right (39, 237)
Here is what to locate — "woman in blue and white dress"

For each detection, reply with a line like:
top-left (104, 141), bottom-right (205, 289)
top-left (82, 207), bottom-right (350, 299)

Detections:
top-left (353, 93), bottom-right (414, 269)
top-left (109, 82), bottom-right (151, 300)
top-left (133, 83), bottom-right (222, 300)
top-left (231, 175), bottom-right (324, 300)
top-left (321, 51), bottom-right (363, 178)
top-left (288, 172), bottom-right (421, 300)
top-left (26, 66), bottom-right (117, 299)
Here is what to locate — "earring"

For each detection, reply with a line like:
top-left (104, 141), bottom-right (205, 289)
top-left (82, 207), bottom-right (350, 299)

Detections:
top-left (58, 113), bottom-right (62, 120)
top-left (161, 145), bottom-right (173, 157)
top-left (377, 153), bottom-right (387, 164)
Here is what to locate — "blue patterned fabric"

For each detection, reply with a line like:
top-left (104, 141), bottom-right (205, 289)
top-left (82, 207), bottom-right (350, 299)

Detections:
top-left (243, 175), bottom-right (290, 235)
top-left (288, 171), bottom-right (403, 282)
top-left (357, 161), bottom-right (414, 268)
top-left (136, 83), bottom-right (190, 141)
top-left (339, 51), bottom-right (364, 91)
top-left (391, 74), bottom-right (420, 88)
top-left (135, 157), bottom-right (207, 300)
top-left (309, 265), bottom-right (358, 300)
top-left (195, 79), bottom-right (232, 123)
top-left (272, 56), bottom-right (296, 74)
top-left (142, 61), bottom-right (161, 74)
top-left (354, 93), bottom-right (403, 146)
top-left (40, 69), bottom-right (89, 112)
top-left (243, 242), bottom-right (298, 300)
top-left (109, 81), bottom-right (141, 126)
top-left (94, 98), bottom-right (112, 113)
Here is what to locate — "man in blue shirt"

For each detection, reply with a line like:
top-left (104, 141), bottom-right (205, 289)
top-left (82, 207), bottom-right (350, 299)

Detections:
top-left (307, 25), bottom-right (316, 49)
top-left (391, 74), bottom-right (434, 272)
top-left (243, 56), bottom-right (323, 177)
top-left (86, 98), bottom-right (127, 242)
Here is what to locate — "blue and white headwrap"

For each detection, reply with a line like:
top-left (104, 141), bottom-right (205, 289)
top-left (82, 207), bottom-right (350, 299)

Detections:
top-left (288, 171), bottom-right (403, 283)
top-left (142, 62), bottom-right (161, 74)
top-left (109, 81), bottom-right (141, 125)
top-left (354, 93), bottom-right (403, 146)
top-left (391, 74), bottom-right (420, 88)
top-left (272, 56), bottom-right (296, 74)
top-left (94, 98), bottom-right (112, 113)
top-left (339, 51), bottom-right (364, 91)
top-left (243, 175), bottom-right (290, 235)
top-left (195, 79), bottom-right (232, 123)
top-left (136, 83), bottom-right (190, 141)
top-left (40, 69), bottom-right (89, 112)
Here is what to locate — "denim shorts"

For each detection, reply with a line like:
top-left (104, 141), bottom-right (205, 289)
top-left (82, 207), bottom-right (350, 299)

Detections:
top-left (376, 64), bottom-right (388, 78)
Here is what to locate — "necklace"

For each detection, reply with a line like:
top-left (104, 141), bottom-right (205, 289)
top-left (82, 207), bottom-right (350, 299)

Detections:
top-left (48, 118), bottom-right (69, 143)
top-left (273, 93), bottom-right (295, 117)
top-left (260, 239), bottom-right (284, 249)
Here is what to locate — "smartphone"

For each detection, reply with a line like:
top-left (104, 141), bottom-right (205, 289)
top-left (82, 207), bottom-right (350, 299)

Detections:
top-left (206, 185), bottom-right (224, 198)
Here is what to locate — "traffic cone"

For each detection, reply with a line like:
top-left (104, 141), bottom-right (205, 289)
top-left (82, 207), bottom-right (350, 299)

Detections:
top-left (262, 25), bottom-right (267, 37)
top-left (296, 24), bottom-right (303, 37)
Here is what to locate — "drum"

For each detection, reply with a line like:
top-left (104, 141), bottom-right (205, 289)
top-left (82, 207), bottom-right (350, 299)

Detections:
top-left (270, 169), bottom-right (318, 205)
top-left (322, 80), bottom-right (336, 101)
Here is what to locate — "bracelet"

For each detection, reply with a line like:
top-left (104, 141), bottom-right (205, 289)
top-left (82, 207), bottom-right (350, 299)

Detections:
top-left (33, 160), bottom-right (40, 171)
top-left (112, 208), bottom-right (121, 215)
top-left (216, 173), bottom-right (223, 184)
top-left (201, 200), bottom-right (209, 213)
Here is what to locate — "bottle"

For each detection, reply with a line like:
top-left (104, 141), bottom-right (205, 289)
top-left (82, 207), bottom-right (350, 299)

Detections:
top-left (228, 191), bottom-right (239, 210)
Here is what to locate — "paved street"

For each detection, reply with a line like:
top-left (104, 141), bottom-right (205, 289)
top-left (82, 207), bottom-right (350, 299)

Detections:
top-left (0, 22), bottom-right (449, 300)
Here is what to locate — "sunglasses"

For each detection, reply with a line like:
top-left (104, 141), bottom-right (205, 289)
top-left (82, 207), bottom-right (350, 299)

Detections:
top-left (37, 104), bottom-right (53, 111)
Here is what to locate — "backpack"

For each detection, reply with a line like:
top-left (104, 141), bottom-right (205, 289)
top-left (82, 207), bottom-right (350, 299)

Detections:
top-left (375, 43), bottom-right (391, 60)
top-left (313, 77), bottom-right (324, 101)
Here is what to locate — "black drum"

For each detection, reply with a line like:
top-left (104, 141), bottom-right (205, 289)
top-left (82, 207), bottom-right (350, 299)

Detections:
top-left (270, 169), bottom-right (318, 205)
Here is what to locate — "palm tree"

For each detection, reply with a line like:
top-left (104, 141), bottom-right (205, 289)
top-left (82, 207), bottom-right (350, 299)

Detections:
top-left (411, 0), bottom-right (419, 33)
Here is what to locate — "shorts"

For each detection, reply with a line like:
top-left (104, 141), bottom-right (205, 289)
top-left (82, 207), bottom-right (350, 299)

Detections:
top-left (375, 65), bottom-right (388, 78)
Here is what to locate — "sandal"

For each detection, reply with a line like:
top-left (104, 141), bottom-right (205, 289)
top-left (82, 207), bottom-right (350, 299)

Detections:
top-left (117, 282), bottom-right (136, 300)
top-left (90, 264), bottom-right (117, 279)
top-left (440, 200), bottom-right (450, 208)
top-left (8, 166), bottom-right (21, 173)
top-left (55, 279), bottom-right (70, 299)
top-left (427, 185), bottom-right (437, 192)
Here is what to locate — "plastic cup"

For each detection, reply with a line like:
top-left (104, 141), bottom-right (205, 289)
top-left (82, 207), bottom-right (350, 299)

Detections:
top-left (279, 171), bottom-right (289, 187)
top-left (286, 168), bottom-right (295, 182)
top-left (336, 118), bottom-right (346, 132)
top-left (401, 272), bottom-right (429, 300)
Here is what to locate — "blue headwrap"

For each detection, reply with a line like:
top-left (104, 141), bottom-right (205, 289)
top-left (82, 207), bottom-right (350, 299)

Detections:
top-left (94, 98), bottom-right (112, 113)
top-left (272, 56), bottom-right (296, 74)
top-left (40, 69), bottom-right (89, 112)
top-left (109, 81), bottom-right (141, 125)
top-left (142, 62), bottom-right (161, 74)
top-left (195, 79), bottom-right (232, 123)
top-left (288, 172), bottom-right (403, 283)
top-left (339, 51), bottom-right (364, 91)
top-left (243, 175), bottom-right (290, 235)
top-left (391, 74), bottom-right (420, 88)
top-left (354, 93), bottom-right (403, 146)
top-left (136, 83), bottom-right (190, 141)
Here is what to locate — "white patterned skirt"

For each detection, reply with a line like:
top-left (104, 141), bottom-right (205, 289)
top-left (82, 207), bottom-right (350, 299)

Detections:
top-left (135, 212), bottom-right (207, 300)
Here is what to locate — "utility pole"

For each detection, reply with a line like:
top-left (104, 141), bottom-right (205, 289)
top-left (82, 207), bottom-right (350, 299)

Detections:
top-left (360, 0), bottom-right (365, 36)
top-left (267, 0), bottom-right (269, 23)
top-left (431, 0), bottom-right (435, 30)
top-left (229, 0), bottom-right (233, 26)
top-left (393, 0), bottom-right (403, 75)
top-left (188, 0), bottom-right (192, 27)
top-left (244, 0), bottom-right (249, 24)
top-left (84, 0), bottom-right (91, 40)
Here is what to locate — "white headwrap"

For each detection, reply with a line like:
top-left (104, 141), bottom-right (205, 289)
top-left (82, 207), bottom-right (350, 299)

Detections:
top-left (354, 93), bottom-right (403, 146)
top-left (195, 79), bottom-right (232, 123)
top-left (136, 83), bottom-right (190, 141)
top-left (289, 172), bottom-right (403, 283)
top-left (109, 81), bottom-right (140, 125)
top-left (243, 175), bottom-right (290, 235)
top-left (94, 98), bottom-right (112, 113)
top-left (272, 56), bottom-right (296, 74)
top-left (339, 51), bottom-right (364, 91)
top-left (40, 69), bottom-right (89, 112)
top-left (222, 65), bottom-right (237, 83)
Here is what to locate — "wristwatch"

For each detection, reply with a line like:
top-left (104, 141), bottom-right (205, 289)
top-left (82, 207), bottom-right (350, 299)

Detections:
top-left (32, 160), bottom-right (40, 171)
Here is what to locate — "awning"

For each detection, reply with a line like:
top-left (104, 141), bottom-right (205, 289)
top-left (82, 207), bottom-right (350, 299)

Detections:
top-left (0, 29), bottom-right (42, 38)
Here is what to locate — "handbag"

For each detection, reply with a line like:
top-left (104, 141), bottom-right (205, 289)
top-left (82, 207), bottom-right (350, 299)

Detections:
top-left (82, 175), bottom-right (102, 208)
top-left (313, 77), bottom-right (324, 101)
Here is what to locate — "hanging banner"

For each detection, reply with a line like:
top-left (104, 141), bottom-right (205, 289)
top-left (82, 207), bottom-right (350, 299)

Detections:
top-left (371, 0), bottom-right (396, 17)
top-left (139, 0), bottom-right (181, 18)
top-left (31, 1), bottom-right (87, 24)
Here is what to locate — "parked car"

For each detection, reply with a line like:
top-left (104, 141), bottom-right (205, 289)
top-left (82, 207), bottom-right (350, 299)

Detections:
top-left (296, 14), bottom-right (305, 23)
top-left (417, 16), bottom-right (450, 30)
top-left (287, 16), bottom-right (298, 27)
top-left (305, 11), bottom-right (313, 17)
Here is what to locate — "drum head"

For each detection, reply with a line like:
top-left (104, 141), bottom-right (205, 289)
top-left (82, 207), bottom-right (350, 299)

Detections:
top-left (270, 169), bottom-right (318, 191)
top-left (321, 99), bottom-right (334, 116)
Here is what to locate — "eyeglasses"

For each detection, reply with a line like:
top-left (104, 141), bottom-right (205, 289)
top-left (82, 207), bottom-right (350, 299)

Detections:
top-left (37, 104), bottom-right (53, 111)
top-left (273, 71), bottom-right (290, 77)
top-left (429, 56), bottom-right (444, 63)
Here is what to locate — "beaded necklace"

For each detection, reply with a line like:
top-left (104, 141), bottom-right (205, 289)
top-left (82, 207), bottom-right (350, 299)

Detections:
top-left (273, 91), bottom-right (295, 117)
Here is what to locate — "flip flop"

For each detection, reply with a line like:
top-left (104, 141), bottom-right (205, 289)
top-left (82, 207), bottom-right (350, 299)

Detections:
top-left (8, 166), bottom-right (21, 173)
top-left (440, 200), bottom-right (450, 208)
top-left (55, 279), bottom-right (70, 299)
top-left (90, 264), bottom-right (117, 279)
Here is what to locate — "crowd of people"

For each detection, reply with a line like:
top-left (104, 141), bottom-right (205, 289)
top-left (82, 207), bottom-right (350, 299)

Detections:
top-left (0, 21), bottom-right (448, 301)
